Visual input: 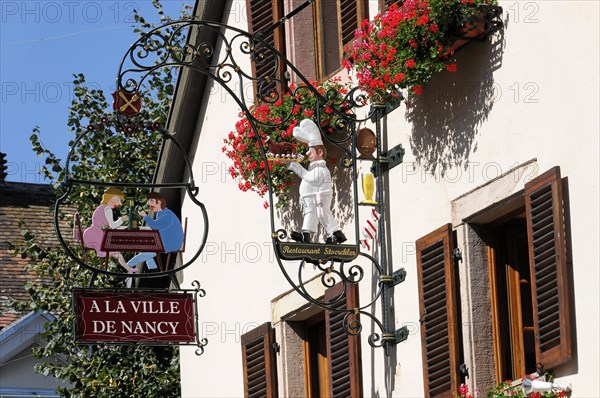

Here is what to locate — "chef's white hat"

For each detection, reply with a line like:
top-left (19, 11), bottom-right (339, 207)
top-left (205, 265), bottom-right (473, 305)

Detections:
top-left (293, 119), bottom-right (323, 147)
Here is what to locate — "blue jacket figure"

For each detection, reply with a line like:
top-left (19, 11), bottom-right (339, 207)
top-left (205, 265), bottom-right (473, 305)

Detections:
top-left (127, 192), bottom-right (184, 271)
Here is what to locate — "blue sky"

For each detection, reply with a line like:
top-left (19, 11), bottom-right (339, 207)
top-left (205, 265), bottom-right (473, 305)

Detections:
top-left (1, 0), bottom-right (187, 183)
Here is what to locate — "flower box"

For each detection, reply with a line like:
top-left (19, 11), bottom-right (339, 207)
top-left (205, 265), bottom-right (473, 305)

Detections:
top-left (343, 0), bottom-right (503, 104)
top-left (448, 12), bottom-right (486, 52)
top-left (449, 5), bottom-right (504, 53)
top-left (458, 373), bottom-right (572, 398)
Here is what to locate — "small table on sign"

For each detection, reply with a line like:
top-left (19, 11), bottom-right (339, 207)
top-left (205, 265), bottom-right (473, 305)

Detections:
top-left (100, 229), bottom-right (166, 271)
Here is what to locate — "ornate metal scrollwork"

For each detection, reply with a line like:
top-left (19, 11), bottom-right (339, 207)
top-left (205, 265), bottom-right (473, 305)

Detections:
top-left (191, 280), bottom-right (208, 356)
top-left (111, 18), bottom-right (403, 350)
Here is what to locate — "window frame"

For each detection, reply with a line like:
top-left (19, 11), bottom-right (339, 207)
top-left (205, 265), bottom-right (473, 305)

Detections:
top-left (291, 0), bottom-right (368, 81)
top-left (487, 218), bottom-right (537, 381)
top-left (260, 280), bottom-right (363, 397)
top-left (451, 164), bottom-right (573, 388)
top-left (302, 312), bottom-right (330, 397)
top-left (487, 166), bottom-right (573, 377)
top-left (312, 0), bottom-right (369, 80)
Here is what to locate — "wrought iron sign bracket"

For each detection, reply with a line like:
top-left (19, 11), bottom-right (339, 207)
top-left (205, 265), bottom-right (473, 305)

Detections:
top-left (371, 143), bottom-right (405, 177)
top-left (379, 326), bottom-right (409, 347)
top-left (101, 9), bottom-right (412, 353)
top-left (378, 268), bottom-right (407, 348)
top-left (394, 326), bottom-right (410, 344)
top-left (392, 268), bottom-right (407, 286)
top-left (379, 268), bottom-right (406, 287)
top-left (369, 102), bottom-right (402, 121)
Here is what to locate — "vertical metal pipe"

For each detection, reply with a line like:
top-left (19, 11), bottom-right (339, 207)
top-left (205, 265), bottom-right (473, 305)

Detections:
top-left (352, 123), bottom-right (361, 246)
top-left (373, 106), bottom-right (390, 355)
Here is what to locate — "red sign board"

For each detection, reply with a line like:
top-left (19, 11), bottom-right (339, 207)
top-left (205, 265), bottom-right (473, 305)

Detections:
top-left (73, 290), bottom-right (196, 343)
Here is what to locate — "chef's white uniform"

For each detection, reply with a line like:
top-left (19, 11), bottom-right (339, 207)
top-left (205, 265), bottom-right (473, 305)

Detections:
top-left (288, 159), bottom-right (339, 236)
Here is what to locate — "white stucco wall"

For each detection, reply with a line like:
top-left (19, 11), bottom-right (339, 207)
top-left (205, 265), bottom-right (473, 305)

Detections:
top-left (178, 1), bottom-right (599, 397)
top-left (381, 1), bottom-right (599, 396)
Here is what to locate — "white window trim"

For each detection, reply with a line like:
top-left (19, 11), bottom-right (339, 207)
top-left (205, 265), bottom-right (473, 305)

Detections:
top-left (271, 275), bottom-right (327, 397)
top-left (452, 158), bottom-right (539, 226)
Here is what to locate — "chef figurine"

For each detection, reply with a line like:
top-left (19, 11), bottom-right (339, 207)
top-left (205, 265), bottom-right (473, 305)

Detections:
top-left (287, 119), bottom-right (347, 245)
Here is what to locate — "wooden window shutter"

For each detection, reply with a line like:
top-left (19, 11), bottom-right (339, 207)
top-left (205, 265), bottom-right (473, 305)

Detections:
top-left (525, 166), bottom-right (572, 369)
top-left (241, 322), bottom-right (278, 398)
top-left (339, 0), bottom-right (368, 47)
top-left (245, 0), bottom-right (286, 98)
top-left (416, 224), bottom-right (460, 398)
top-left (325, 282), bottom-right (363, 398)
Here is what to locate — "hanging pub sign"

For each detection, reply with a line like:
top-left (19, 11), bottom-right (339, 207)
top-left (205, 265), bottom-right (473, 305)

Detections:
top-left (73, 289), bottom-right (196, 344)
top-left (56, 85), bottom-right (208, 353)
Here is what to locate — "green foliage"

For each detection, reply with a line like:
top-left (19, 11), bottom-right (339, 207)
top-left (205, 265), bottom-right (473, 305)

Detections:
top-left (12, 1), bottom-right (193, 396)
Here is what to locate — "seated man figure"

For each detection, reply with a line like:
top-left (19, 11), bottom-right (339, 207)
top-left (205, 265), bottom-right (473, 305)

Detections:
top-left (127, 192), bottom-right (183, 272)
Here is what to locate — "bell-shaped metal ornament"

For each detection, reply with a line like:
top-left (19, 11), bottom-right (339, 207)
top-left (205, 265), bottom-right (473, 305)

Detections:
top-left (357, 128), bottom-right (376, 159)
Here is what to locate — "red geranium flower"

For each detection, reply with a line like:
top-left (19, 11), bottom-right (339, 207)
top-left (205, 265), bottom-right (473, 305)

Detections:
top-left (342, 0), bottom-right (498, 104)
top-left (446, 63), bottom-right (458, 72)
top-left (223, 79), bottom-right (352, 207)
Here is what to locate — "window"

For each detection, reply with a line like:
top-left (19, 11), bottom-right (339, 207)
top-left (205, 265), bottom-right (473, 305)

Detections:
top-left (302, 313), bottom-right (330, 396)
top-left (242, 282), bottom-right (362, 397)
top-left (246, 0), bottom-right (287, 99)
top-left (314, 0), bottom-right (367, 79)
top-left (487, 214), bottom-right (537, 380)
top-left (246, 0), bottom-right (369, 93)
top-left (488, 166), bottom-right (573, 380)
top-left (284, 0), bottom-right (368, 81)
top-left (416, 166), bottom-right (573, 392)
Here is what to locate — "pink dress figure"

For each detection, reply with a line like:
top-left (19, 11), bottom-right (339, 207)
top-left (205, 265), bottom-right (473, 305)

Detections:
top-left (82, 188), bottom-right (133, 272)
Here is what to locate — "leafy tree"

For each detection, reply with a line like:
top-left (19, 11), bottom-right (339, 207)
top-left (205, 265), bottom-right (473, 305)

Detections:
top-left (11, 1), bottom-right (192, 396)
